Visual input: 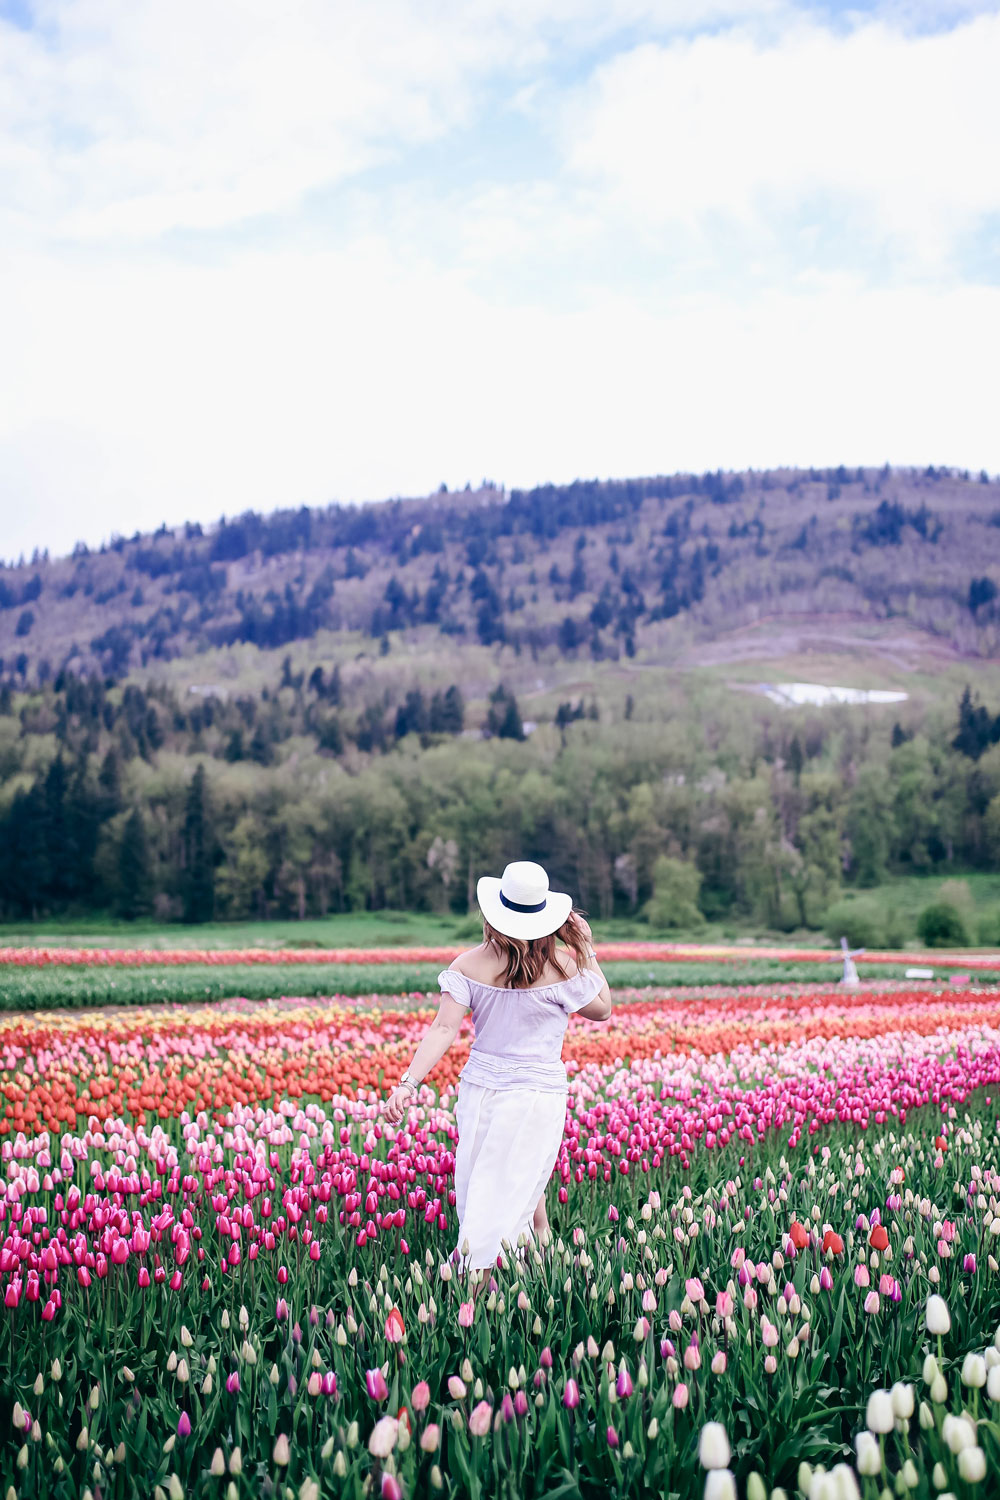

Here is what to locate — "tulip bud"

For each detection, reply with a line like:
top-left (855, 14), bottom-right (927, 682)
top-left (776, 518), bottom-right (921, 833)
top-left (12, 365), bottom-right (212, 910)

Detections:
top-left (698, 1422), bottom-right (731, 1469)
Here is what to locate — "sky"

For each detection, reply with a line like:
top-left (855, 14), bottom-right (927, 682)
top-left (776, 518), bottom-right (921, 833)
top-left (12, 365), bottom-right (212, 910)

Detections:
top-left (1, 0), bottom-right (998, 561)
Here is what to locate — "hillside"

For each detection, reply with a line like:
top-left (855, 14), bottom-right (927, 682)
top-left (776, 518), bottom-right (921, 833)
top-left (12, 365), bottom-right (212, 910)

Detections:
top-left (1, 465), bottom-right (998, 685)
top-left (3, 463), bottom-right (1000, 932)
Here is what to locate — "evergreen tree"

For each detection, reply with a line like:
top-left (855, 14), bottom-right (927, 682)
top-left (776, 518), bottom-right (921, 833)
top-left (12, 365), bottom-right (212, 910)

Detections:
top-left (953, 687), bottom-right (994, 761)
top-left (182, 765), bottom-right (215, 923)
top-left (65, 762), bottom-right (101, 902)
top-left (5, 785), bottom-right (50, 916)
top-left (44, 757), bottom-right (70, 903)
top-left (98, 749), bottom-right (123, 817)
top-left (429, 684), bottom-right (464, 735)
top-left (487, 685), bottom-right (524, 741)
top-left (118, 809), bottom-right (153, 919)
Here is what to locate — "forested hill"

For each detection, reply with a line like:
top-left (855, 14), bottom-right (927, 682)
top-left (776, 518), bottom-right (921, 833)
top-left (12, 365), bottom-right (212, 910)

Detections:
top-left (1, 464), bottom-right (999, 683)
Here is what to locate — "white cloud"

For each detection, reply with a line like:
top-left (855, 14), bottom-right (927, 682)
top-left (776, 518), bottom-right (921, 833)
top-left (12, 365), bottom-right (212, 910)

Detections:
top-left (0, 0), bottom-right (777, 245)
top-left (0, 1), bottom-right (996, 558)
top-left (1, 241), bottom-right (996, 558)
top-left (564, 14), bottom-right (1000, 270)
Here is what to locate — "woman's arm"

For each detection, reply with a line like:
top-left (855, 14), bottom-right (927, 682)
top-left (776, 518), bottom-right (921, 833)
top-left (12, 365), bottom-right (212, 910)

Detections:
top-left (381, 994), bottom-right (468, 1124)
top-left (573, 915), bottom-right (613, 1021)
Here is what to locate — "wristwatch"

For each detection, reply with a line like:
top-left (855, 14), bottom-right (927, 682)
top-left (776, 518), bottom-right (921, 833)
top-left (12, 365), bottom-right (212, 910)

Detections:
top-left (399, 1071), bottom-right (419, 1092)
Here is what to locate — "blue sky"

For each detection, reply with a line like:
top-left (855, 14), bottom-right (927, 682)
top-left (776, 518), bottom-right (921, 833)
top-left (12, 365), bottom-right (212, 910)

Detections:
top-left (0, 0), bottom-right (997, 560)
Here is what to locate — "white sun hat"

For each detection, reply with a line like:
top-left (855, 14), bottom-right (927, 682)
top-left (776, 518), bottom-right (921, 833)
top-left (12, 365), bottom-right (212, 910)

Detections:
top-left (477, 861), bottom-right (573, 941)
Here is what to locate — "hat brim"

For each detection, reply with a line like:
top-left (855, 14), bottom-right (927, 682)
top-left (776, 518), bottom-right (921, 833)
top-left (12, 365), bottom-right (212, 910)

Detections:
top-left (477, 876), bottom-right (573, 940)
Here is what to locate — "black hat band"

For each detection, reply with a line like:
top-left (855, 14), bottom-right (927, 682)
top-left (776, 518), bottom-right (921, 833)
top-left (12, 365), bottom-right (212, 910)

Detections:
top-left (499, 892), bottom-right (547, 914)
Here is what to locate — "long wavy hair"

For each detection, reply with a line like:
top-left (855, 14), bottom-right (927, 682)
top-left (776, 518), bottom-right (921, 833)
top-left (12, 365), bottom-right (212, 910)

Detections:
top-left (482, 909), bottom-right (591, 990)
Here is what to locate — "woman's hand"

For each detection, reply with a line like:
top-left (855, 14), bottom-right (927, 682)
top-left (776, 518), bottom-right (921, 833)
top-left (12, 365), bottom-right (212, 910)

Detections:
top-left (382, 1084), bottom-right (416, 1125)
top-left (571, 912), bottom-right (593, 944)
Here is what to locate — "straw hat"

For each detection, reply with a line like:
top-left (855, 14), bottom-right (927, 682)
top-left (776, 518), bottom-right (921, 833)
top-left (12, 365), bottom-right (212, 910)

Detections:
top-left (476, 861), bottom-right (572, 940)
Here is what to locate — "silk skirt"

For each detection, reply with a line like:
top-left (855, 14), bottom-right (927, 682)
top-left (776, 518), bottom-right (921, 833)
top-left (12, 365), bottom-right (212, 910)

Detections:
top-left (454, 1080), bottom-right (567, 1269)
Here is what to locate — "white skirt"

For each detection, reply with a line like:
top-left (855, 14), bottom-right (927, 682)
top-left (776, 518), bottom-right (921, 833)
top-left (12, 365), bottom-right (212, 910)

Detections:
top-left (454, 1081), bottom-right (567, 1269)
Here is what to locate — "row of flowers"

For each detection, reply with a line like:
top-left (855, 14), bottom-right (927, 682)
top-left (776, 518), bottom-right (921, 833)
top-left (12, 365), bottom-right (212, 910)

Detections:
top-left (5, 1097), bottom-right (1000, 1496)
top-left (5, 982), bottom-right (1000, 1496)
top-left (1, 941), bottom-right (994, 968)
top-left (3, 987), bottom-right (999, 1148)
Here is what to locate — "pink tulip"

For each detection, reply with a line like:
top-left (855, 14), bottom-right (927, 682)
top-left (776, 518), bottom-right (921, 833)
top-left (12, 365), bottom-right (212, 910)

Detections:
top-left (563, 1379), bottom-right (580, 1409)
top-left (672, 1384), bottom-right (689, 1409)
top-left (177, 1412), bottom-right (191, 1438)
top-left (366, 1368), bottom-right (389, 1402)
top-left (420, 1423), bottom-right (441, 1452)
top-left (616, 1368), bottom-right (633, 1398)
top-left (458, 1302), bottom-right (474, 1328)
top-left (411, 1381), bottom-right (431, 1412)
top-left (468, 1401), bottom-right (492, 1437)
top-left (607, 1426), bottom-right (619, 1448)
top-left (864, 1291), bottom-right (880, 1315)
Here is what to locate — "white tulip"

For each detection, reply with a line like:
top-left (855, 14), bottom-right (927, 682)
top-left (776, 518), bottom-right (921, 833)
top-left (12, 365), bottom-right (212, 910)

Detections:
top-left (865, 1389), bottom-right (894, 1434)
top-left (855, 1432), bottom-right (881, 1476)
top-left (808, 1473), bottom-right (836, 1500)
top-left (703, 1474), bottom-right (737, 1500)
top-left (962, 1354), bottom-right (987, 1389)
top-left (926, 1295), bottom-right (951, 1335)
top-left (957, 1446), bottom-right (986, 1483)
top-left (942, 1413), bottom-right (976, 1454)
top-left (699, 1423), bottom-right (731, 1470)
top-left (831, 1465), bottom-right (861, 1500)
top-left (891, 1383), bottom-right (914, 1419)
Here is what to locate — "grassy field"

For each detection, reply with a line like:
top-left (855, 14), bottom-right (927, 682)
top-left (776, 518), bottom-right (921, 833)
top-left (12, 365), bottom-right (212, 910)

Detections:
top-left (2, 869), bottom-right (1000, 952)
top-left (3, 958), bottom-right (1000, 1011)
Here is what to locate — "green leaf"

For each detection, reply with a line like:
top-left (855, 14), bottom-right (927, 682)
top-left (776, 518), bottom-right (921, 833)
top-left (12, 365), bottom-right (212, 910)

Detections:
top-left (827, 1283), bottom-right (846, 1366)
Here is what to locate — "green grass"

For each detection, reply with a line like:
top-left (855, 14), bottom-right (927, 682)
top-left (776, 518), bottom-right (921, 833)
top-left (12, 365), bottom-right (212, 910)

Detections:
top-left (3, 870), bottom-right (999, 955)
top-left (3, 957), bottom-right (998, 1011)
top-left (0, 909), bottom-right (478, 951)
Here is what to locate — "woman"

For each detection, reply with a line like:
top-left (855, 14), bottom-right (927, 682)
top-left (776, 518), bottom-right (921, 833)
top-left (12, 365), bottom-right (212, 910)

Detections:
top-left (381, 861), bottom-right (612, 1280)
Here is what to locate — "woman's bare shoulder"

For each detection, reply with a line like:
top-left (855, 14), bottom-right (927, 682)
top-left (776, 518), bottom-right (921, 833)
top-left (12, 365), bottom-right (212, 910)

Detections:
top-left (450, 945), bottom-right (492, 978)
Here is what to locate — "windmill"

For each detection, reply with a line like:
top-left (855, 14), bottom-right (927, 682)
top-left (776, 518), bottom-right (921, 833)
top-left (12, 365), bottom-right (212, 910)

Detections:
top-left (834, 935), bottom-right (865, 986)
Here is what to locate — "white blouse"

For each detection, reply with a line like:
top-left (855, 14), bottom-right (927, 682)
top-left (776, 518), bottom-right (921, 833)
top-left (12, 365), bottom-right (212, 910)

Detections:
top-left (437, 966), bottom-right (604, 1092)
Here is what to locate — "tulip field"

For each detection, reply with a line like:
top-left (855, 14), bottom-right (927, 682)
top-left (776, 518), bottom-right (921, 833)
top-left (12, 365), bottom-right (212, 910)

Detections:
top-left (7, 981), bottom-right (1000, 1499)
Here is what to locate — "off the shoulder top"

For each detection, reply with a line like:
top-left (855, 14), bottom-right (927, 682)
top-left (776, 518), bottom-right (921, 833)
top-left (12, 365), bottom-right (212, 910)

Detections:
top-left (437, 965), bottom-right (604, 1092)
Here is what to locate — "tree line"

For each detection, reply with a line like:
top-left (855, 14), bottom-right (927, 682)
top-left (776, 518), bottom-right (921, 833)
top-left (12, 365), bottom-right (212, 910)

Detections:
top-left (1, 673), bottom-right (999, 931)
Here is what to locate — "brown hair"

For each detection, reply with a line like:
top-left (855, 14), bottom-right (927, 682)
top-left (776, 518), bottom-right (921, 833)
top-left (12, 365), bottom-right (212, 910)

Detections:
top-left (482, 909), bottom-right (591, 990)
